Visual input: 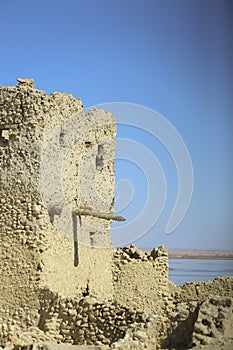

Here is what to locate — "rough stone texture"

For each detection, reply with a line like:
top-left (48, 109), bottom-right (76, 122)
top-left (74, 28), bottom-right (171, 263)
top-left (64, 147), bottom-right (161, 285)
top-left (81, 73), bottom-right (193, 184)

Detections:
top-left (171, 276), bottom-right (233, 304)
top-left (162, 296), bottom-right (233, 349)
top-left (112, 245), bottom-right (172, 315)
top-left (1, 80), bottom-right (233, 350)
top-left (37, 291), bottom-right (147, 346)
top-left (0, 79), bottom-right (116, 345)
top-left (192, 296), bottom-right (233, 347)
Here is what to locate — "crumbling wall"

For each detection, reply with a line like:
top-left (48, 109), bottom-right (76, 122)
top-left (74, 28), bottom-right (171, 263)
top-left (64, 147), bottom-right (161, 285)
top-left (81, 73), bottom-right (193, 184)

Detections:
top-left (37, 289), bottom-right (146, 346)
top-left (172, 276), bottom-right (233, 304)
top-left (162, 295), bottom-right (233, 349)
top-left (112, 245), bottom-right (173, 315)
top-left (0, 79), bottom-right (116, 343)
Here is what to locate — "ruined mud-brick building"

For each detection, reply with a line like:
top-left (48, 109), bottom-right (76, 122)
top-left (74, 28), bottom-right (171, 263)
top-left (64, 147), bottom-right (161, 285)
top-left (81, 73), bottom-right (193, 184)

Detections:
top-left (7, 78), bottom-right (232, 350)
top-left (0, 78), bottom-right (115, 338)
top-left (0, 79), bottom-right (171, 347)
top-left (1, 80), bottom-right (233, 349)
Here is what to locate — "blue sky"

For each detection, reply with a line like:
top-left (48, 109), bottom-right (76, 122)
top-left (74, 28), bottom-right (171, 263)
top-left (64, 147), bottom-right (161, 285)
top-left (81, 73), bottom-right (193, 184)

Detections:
top-left (1, 0), bottom-right (232, 249)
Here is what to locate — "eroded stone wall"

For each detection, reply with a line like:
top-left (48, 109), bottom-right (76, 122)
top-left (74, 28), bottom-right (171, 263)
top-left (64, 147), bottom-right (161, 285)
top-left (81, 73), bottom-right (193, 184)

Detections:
top-left (0, 79), bottom-right (116, 344)
top-left (112, 245), bottom-right (172, 315)
top-left (173, 276), bottom-right (233, 303)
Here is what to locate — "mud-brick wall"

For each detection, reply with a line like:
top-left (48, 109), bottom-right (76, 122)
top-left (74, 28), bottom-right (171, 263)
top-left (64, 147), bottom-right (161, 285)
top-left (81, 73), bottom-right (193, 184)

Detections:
top-left (113, 245), bottom-right (172, 315)
top-left (0, 79), bottom-right (116, 342)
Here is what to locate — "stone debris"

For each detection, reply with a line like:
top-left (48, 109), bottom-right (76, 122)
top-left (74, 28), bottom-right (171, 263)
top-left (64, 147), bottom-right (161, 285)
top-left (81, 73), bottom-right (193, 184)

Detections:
top-left (17, 78), bottom-right (35, 88)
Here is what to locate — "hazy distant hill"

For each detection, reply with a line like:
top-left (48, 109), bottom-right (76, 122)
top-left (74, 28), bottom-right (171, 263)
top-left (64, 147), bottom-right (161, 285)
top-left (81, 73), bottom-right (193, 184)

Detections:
top-left (140, 247), bottom-right (233, 259)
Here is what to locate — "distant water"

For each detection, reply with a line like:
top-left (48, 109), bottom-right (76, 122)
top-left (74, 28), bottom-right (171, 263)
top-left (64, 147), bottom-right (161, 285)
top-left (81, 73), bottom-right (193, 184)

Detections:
top-left (168, 259), bottom-right (233, 286)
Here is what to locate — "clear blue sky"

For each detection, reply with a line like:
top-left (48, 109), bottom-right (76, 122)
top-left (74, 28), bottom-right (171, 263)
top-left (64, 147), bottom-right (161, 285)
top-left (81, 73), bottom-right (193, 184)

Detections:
top-left (1, 0), bottom-right (232, 249)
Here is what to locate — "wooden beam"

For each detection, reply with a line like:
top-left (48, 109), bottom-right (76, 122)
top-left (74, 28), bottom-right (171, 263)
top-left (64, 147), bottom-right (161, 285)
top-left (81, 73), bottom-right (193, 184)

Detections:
top-left (73, 208), bottom-right (126, 222)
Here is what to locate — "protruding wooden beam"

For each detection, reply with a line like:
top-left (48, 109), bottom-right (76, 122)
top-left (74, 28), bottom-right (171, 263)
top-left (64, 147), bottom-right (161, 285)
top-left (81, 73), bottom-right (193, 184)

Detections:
top-left (73, 208), bottom-right (126, 222)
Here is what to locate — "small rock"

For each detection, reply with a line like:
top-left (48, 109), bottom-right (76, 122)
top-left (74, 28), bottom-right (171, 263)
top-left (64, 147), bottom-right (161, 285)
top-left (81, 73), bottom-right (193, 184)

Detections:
top-left (134, 330), bottom-right (147, 340)
top-left (1, 130), bottom-right (10, 141)
top-left (17, 78), bottom-right (35, 88)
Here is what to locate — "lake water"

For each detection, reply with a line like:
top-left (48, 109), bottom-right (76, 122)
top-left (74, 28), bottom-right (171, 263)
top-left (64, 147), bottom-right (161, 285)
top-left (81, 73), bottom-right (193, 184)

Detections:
top-left (168, 259), bottom-right (233, 286)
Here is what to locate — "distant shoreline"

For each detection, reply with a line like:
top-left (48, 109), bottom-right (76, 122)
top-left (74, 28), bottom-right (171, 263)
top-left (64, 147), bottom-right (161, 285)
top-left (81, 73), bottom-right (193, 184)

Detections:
top-left (168, 254), bottom-right (233, 260)
top-left (139, 247), bottom-right (233, 260)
